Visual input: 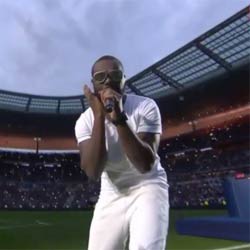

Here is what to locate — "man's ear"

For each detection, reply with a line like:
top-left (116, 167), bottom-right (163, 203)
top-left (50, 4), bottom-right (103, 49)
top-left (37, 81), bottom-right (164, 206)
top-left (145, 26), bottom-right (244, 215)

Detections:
top-left (121, 75), bottom-right (126, 91)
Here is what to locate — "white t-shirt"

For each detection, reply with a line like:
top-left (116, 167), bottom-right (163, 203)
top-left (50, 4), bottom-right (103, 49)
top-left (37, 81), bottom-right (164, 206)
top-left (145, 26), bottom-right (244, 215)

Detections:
top-left (75, 94), bottom-right (168, 193)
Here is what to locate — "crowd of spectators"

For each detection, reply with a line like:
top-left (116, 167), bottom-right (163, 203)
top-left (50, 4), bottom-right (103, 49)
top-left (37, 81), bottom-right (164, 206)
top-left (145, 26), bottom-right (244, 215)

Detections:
top-left (0, 151), bottom-right (99, 210)
top-left (0, 117), bottom-right (249, 210)
top-left (160, 118), bottom-right (249, 208)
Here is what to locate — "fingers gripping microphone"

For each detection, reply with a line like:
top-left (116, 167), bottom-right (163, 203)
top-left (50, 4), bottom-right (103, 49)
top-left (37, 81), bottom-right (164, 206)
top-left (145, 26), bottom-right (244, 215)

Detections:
top-left (105, 99), bottom-right (114, 113)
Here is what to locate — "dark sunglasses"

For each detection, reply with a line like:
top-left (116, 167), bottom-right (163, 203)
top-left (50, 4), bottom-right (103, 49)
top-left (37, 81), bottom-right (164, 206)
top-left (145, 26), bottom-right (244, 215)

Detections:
top-left (92, 70), bottom-right (123, 84)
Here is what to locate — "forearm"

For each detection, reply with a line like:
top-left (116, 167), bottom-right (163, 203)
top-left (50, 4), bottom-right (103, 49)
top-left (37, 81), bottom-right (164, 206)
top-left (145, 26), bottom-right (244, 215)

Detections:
top-left (117, 124), bottom-right (155, 173)
top-left (81, 114), bottom-right (107, 179)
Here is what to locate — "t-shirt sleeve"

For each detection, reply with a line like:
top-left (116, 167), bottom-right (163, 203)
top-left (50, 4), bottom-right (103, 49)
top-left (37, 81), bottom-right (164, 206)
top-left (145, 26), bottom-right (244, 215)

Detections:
top-left (74, 110), bottom-right (92, 144)
top-left (137, 98), bottom-right (162, 134)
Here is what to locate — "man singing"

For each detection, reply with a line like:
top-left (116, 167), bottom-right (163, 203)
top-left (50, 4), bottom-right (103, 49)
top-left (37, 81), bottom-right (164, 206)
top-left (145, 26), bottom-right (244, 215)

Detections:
top-left (75, 55), bottom-right (169, 250)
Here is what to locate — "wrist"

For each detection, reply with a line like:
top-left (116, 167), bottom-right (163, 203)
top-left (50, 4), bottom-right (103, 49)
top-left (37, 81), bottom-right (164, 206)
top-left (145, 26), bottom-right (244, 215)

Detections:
top-left (112, 111), bottom-right (128, 126)
top-left (94, 112), bottom-right (105, 120)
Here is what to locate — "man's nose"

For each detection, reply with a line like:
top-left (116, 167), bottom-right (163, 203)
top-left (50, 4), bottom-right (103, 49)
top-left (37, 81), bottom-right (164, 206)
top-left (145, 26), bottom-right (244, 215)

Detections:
top-left (103, 75), bottom-right (112, 86)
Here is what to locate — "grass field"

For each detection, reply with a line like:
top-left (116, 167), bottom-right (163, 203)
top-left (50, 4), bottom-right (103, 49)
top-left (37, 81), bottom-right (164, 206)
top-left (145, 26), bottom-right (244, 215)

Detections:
top-left (0, 209), bottom-right (249, 250)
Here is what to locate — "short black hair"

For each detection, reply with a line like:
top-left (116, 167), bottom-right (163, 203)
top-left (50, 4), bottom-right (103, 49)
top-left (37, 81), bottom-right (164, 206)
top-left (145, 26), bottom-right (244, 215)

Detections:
top-left (91, 55), bottom-right (124, 75)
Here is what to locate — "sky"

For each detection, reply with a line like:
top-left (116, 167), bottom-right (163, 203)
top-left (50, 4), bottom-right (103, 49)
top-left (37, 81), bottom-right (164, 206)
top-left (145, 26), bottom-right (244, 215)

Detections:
top-left (0, 0), bottom-right (248, 96)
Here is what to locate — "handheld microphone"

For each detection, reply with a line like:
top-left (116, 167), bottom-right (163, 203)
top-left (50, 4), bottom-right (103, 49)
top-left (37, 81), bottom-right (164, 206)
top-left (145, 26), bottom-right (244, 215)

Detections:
top-left (105, 99), bottom-right (114, 113)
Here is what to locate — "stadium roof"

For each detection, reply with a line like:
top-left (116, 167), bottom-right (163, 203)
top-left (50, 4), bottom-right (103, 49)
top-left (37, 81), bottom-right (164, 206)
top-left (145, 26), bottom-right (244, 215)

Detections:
top-left (0, 6), bottom-right (249, 115)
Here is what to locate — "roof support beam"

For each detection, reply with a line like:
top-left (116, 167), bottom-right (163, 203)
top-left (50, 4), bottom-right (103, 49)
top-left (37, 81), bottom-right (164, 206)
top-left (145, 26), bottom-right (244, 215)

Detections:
top-left (80, 97), bottom-right (85, 111)
top-left (25, 97), bottom-right (32, 112)
top-left (57, 99), bottom-right (61, 114)
top-left (152, 68), bottom-right (182, 90)
top-left (196, 43), bottom-right (232, 72)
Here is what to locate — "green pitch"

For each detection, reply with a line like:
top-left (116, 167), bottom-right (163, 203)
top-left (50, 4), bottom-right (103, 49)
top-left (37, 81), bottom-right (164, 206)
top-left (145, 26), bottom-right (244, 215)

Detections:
top-left (0, 209), bottom-right (248, 250)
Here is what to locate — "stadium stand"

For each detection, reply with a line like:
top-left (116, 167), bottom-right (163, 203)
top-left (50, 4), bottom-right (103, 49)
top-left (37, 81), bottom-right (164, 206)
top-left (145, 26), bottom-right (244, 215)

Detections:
top-left (0, 7), bottom-right (249, 244)
top-left (0, 151), bottom-right (99, 210)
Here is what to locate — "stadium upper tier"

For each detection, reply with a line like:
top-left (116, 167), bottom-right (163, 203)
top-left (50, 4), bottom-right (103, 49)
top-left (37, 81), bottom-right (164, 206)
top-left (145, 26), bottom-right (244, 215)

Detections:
top-left (0, 7), bottom-right (249, 115)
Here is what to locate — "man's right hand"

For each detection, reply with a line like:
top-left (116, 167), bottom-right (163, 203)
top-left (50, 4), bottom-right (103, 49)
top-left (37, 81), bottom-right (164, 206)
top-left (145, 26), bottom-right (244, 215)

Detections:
top-left (84, 85), bottom-right (105, 117)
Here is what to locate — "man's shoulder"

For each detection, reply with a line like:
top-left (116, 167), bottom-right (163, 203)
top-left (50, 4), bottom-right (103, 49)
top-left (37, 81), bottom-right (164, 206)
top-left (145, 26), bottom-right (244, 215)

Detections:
top-left (126, 94), bottom-right (154, 105)
top-left (76, 107), bottom-right (93, 125)
top-left (126, 94), bottom-right (156, 111)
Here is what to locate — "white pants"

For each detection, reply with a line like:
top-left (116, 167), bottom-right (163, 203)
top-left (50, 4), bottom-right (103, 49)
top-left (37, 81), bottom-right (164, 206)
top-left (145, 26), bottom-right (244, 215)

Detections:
top-left (88, 183), bottom-right (169, 250)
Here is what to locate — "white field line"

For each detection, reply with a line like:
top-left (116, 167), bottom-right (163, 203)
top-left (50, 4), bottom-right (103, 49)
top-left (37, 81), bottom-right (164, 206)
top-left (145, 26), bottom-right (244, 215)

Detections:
top-left (0, 220), bottom-right (52, 230)
top-left (211, 244), bottom-right (250, 250)
top-left (35, 220), bottom-right (52, 226)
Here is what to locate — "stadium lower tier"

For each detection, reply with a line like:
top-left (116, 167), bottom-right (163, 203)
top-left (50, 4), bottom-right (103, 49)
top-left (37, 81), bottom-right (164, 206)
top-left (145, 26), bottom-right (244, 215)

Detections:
top-left (0, 149), bottom-right (249, 210)
top-left (0, 181), bottom-right (98, 210)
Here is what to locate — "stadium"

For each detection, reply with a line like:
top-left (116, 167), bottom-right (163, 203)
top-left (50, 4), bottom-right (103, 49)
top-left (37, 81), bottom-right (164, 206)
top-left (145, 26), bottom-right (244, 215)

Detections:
top-left (0, 6), bottom-right (249, 250)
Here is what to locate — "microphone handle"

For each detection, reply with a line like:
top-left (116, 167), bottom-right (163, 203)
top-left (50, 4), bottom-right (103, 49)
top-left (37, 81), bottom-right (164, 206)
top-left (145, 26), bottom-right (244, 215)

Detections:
top-left (105, 99), bottom-right (114, 113)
